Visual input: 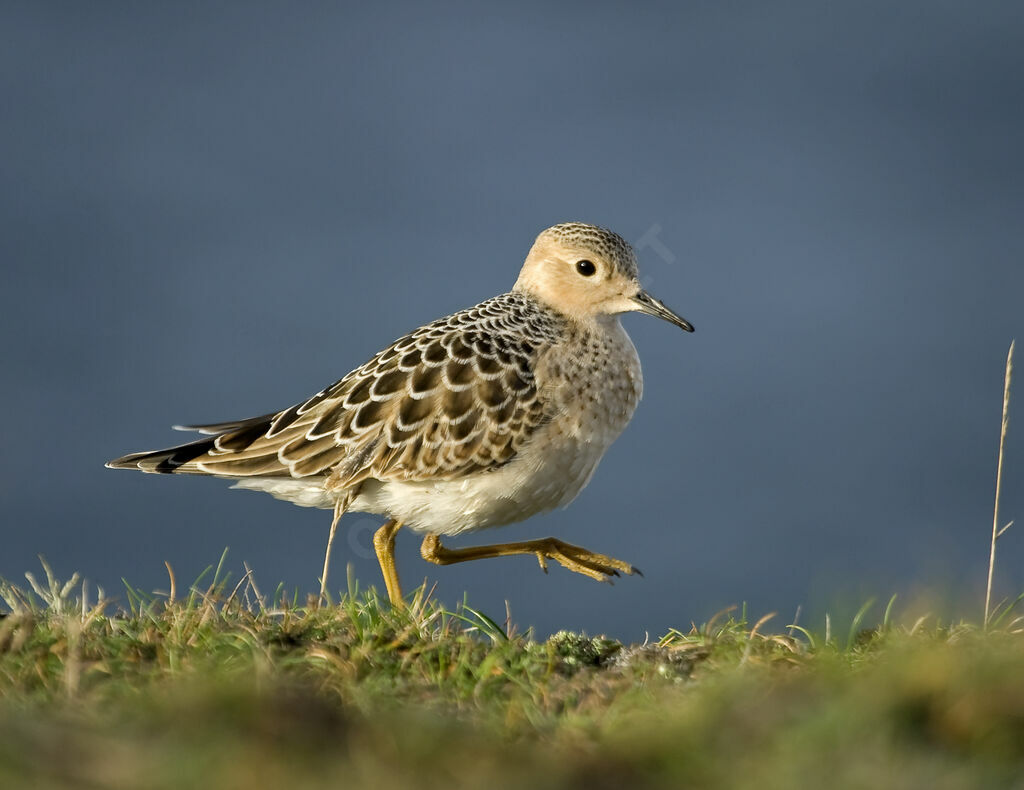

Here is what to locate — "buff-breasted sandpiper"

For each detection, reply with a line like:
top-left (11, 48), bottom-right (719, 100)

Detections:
top-left (108, 222), bottom-right (694, 604)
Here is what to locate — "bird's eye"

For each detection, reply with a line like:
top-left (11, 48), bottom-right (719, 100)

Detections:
top-left (575, 260), bottom-right (597, 277)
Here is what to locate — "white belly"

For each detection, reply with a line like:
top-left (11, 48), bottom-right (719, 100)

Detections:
top-left (349, 429), bottom-right (611, 535)
top-left (231, 426), bottom-right (616, 535)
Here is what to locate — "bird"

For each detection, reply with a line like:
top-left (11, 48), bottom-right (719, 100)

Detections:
top-left (107, 222), bottom-right (694, 605)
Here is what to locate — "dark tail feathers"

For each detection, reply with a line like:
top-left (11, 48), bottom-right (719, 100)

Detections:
top-left (106, 435), bottom-right (220, 474)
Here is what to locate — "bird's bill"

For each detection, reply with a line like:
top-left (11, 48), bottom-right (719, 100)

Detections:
top-left (630, 290), bottom-right (694, 332)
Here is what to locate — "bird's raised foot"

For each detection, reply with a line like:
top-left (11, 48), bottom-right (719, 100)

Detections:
top-left (420, 533), bottom-right (639, 584)
top-left (530, 537), bottom-right (640, 583)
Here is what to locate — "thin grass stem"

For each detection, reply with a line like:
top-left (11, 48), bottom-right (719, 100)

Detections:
top-left (984, 340), bottom-right (1014, 629)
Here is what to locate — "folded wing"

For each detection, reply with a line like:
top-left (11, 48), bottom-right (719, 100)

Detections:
top-left (107, 293), bottom-right (563, 489)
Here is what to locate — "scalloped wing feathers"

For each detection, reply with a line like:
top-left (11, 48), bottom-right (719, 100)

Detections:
top-left (112, 293), bottom-right (567, 490)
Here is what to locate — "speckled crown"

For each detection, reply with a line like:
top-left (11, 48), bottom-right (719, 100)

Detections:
top-left (538, 222), bottom-right (639, 280)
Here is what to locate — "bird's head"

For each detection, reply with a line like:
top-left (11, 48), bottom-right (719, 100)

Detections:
top-left (514, 222), bottom-right (693, 332)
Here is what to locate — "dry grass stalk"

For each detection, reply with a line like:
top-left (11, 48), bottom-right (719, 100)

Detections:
top-left (984, 340), bottom-right (1015, 628)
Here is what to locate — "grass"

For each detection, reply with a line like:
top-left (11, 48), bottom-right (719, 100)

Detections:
top-left (985, 339), bottom-right (1015, 626)
top-left (2, 558), bottom-right (1024, 789)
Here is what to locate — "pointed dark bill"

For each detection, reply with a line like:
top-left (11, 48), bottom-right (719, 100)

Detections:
top-left (631, 290), bottom-right (694, 332)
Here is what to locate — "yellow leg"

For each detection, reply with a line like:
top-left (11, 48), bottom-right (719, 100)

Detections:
top-left (420, 534), bottom-right (639, 582)
top-left (318, 499), bottom-right (345, 606)
top-left (373, 519), bottom-right (404, 605)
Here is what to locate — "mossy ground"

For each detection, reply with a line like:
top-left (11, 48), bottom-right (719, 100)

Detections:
top-left (1, 559), bottom-right (1023, 789)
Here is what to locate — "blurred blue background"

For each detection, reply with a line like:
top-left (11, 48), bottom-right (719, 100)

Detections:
top-left (2, 1), bottom-right (1022, 638)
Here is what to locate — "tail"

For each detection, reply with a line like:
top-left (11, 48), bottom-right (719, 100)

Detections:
top-left (106, 435), bottom-right (222, 474)
top-left (106, 412), bottom-right (277, 475)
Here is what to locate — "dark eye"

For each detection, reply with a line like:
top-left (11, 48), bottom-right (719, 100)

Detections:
top-left (575, 260), bottom-right (597, 277)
